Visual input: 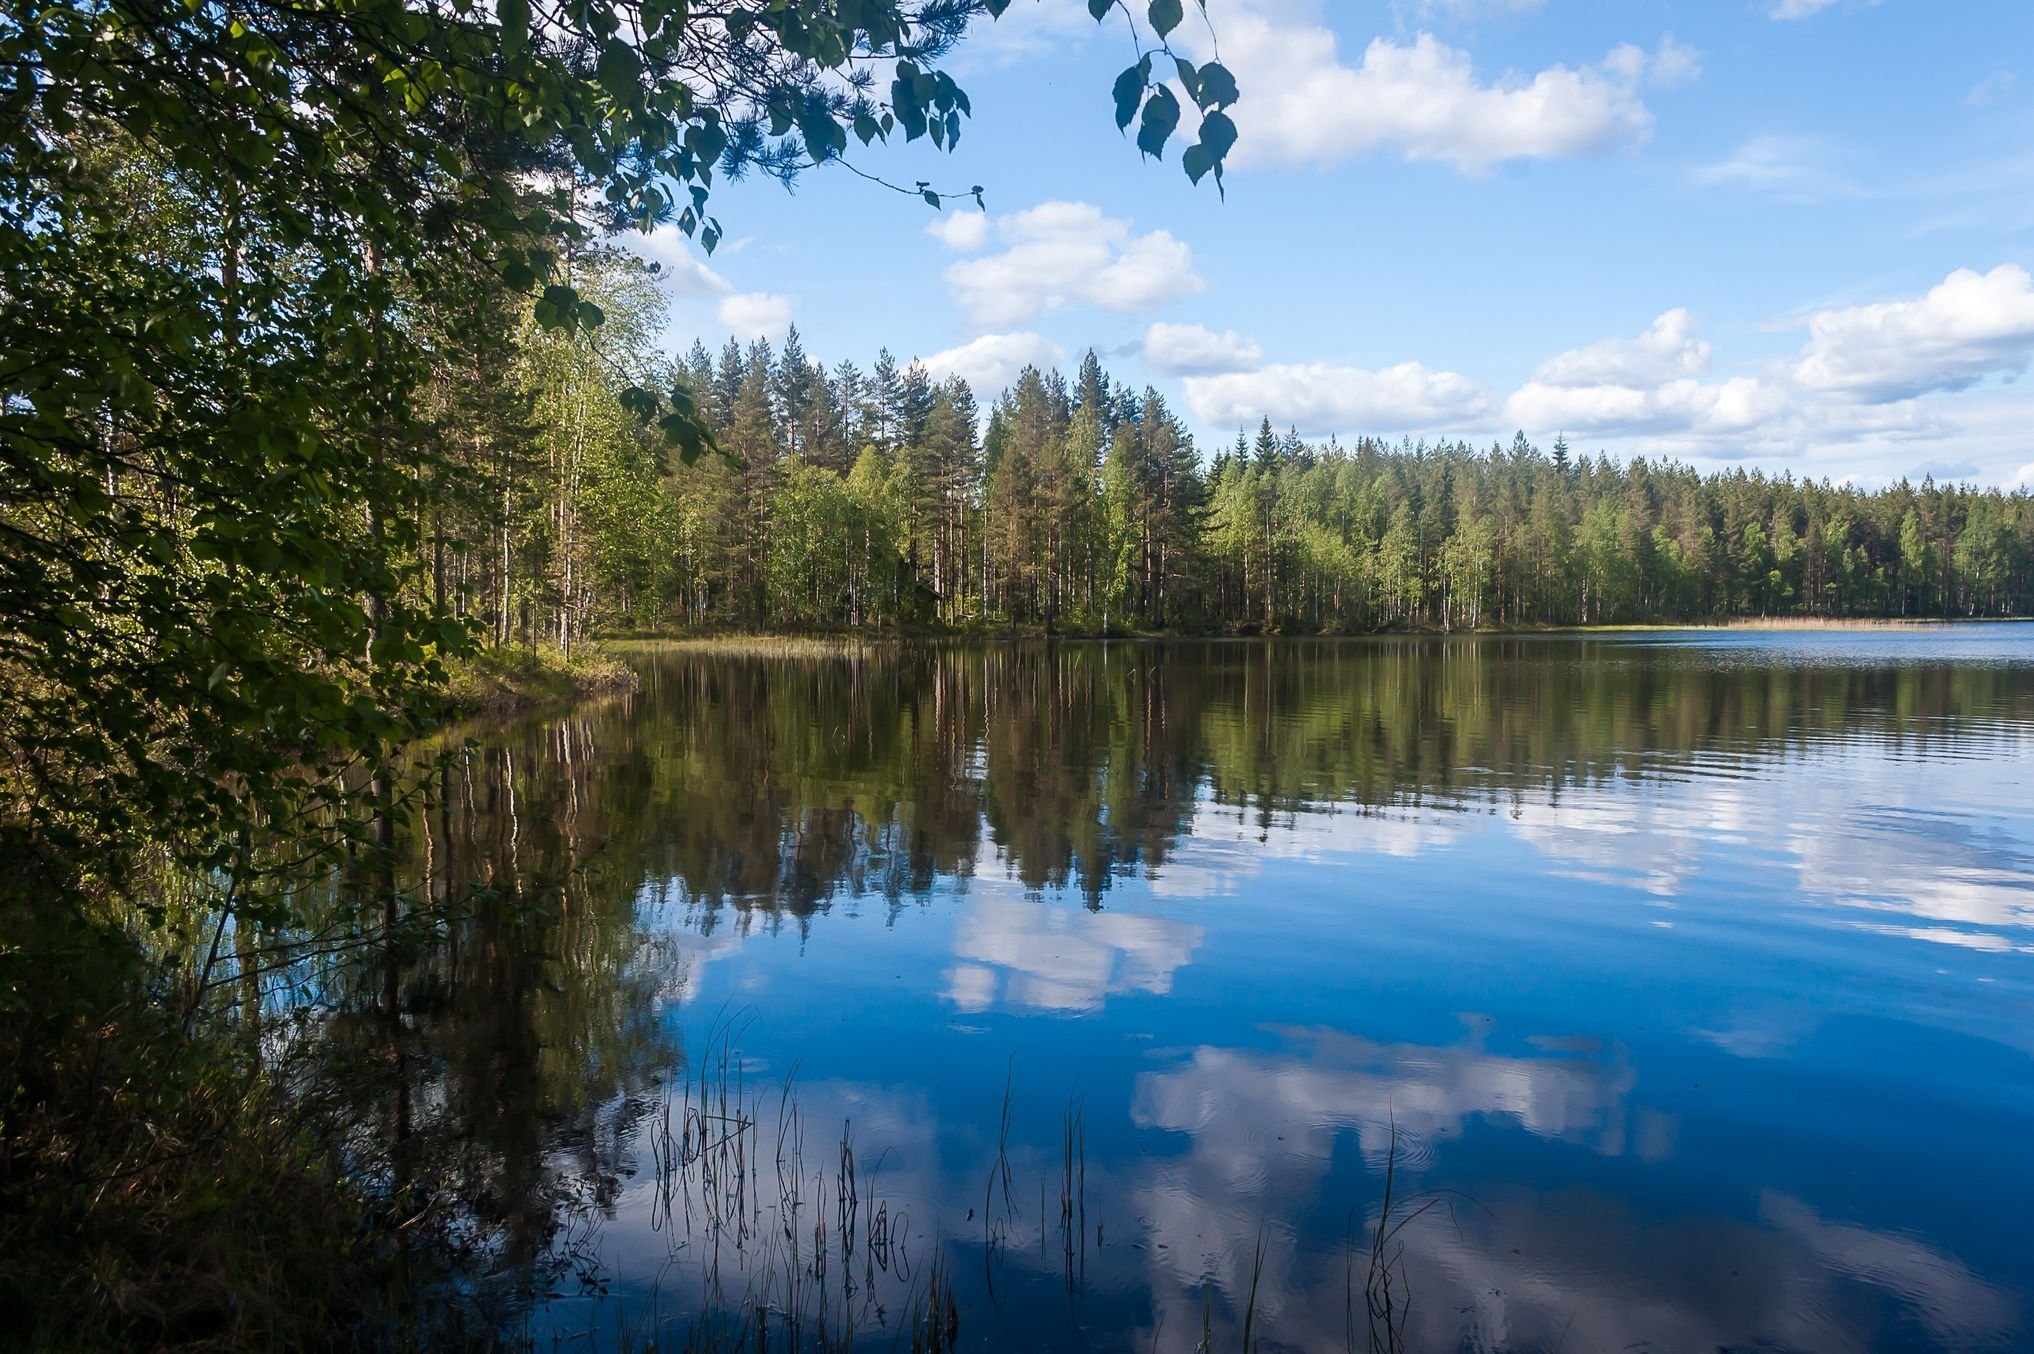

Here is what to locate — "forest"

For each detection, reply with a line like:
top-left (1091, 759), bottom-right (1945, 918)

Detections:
top-left (4, 0), bottom-right (2030, 1341)
top-left (446, 252), bottom-right (2034, 642)
top-left (1, 0), bottom-right (1244, 1342)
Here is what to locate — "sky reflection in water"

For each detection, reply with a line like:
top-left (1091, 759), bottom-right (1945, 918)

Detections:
top-left (456, 633), bottom-right (2034, 1352)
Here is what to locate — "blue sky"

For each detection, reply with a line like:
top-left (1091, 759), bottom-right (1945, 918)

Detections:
top-left (632, 0), bottom-right (2034, 489)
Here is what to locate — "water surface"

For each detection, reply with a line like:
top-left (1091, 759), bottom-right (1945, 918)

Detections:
top-left (369, 632), bottom-right (2034, 1351)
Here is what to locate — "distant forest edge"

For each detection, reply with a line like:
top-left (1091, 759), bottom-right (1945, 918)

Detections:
top-left (457, 260), bottom-right (2034, 643)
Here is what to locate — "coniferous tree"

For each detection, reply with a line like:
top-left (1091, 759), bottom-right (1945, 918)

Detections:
top-left (866, 348), bottom-right (905, 451)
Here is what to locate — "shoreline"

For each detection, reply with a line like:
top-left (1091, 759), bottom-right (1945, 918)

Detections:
top-left (443, 644), bottom-right (640, 716)
top-left (602, 617), bottom-right (2032, 651)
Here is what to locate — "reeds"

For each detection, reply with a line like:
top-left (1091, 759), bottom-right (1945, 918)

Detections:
top-left (610, 635), bottom-right (888, 659)
top-left (1357, 1118), bottom-right (1491, 1354)
top-left (593, 1054), bottom-right (1490, 1353)
top-left (642, 1021), bottom-right (942, 1352)
top-left (1058, 1096), bottom-right (1086, 1293)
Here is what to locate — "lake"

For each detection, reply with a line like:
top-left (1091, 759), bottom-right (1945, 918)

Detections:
top-left (363, 631), bottom-right (2034, 1352)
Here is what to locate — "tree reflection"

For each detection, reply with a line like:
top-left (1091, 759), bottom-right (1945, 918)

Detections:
top-left (276, 638), bottom-right (2030, 1343)
top-left (584, 640), bottom-right (2031, 917)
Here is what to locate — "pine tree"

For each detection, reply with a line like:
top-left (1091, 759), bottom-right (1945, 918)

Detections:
top-left (728, 346), bottom-right (781, 624)
top-left (897, 360), bottom-right (936, 449)
top-left (683, 340), bottom-right (717, 426)
top-left (823, 359), bottom-right (865, 473)
top-left (1074, 349), bottom-right (1112, 434)
top-left (773, 324), bottom-right (821, 462)
top-left (922, 377), bottom-right (981, 615)
top-left (713, 339), bottom-right (745, 435)
top-left (867, 348), bottom-right (905, 450)
top-left (1254, 417), bottom-right (1279, 468)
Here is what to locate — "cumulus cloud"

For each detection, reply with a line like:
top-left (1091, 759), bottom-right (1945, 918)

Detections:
top-left (943, 898), bottom-right (1202, 1015)
top-left (717, 292), bottom-right (793, 341)
top-left (925, 211), bottom-right (989, 252)
top-left (1143, 322), bottom-right (1263, 376)
top-left (943, 201), bottom-right (1202, 329)
top-left (1157, 269), bottom-right (2027, 475)
top-left (920, 332), bottom-right (1066, 392)
top-left (1501, 309), bottom-right (1782, 438)
top-left (625, 224), bottom-right (733, 296)
top-left (1183, 361), bottom-right (1489, 434)
top-left (1509, 373), bottom-right (1786, 440)
top-left (1792, 264), bottom-right (2034, 400)
top-left (1176, 4), bottom-right (1687, 174)
top-left (1532, 308), bottom-right (1712, 387)
top-left (1501, 271), bottom-right (2034, 454)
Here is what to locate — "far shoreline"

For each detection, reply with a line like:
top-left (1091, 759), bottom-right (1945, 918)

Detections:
top-left (600, 616), bottom-right (2034, 654)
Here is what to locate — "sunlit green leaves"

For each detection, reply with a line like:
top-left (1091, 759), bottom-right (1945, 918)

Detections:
top-left (532, 282), bottom-right (582, 330)
top-left (498, 0), bottom-right (529, 58)
top-left (596, 39), bottom-right (640, 104)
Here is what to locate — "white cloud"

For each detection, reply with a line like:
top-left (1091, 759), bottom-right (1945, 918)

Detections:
top-left (1531, 308), bottom-right (1712, 387)
top-left (1142, 322), bottom-right (1263, 376)
top-left (1410, 0), bottom-right (1547, 17)
top-left (943, 200), bottom-right (1202, 329)
top-left (943, 898), bottom-right (1202, 1015)
top-left (1177, 5), bottom-right (1679, 174)
top-left (1183, 361), bottom-right (1489, 434)
top-left (946, 0), bottom-right (1095, 71)
top-left (717, 292), bottom-right (793, 341)
top-left (1770, 0), bottom-right (1840, 18)
top-left (925, 211), bottom-right (990, 252)
top-left (1793, 264), bottom-right (2034, 400)
top-left (1693, 135), bottom-right (1852, 200)
top-left (1135, 1025), bottom-right (1639, 1178)
top-left (625, 224), bottom-right (733, 296)
top-left (1508, 373), bottom-right (1786, 440)
top-left (1646, 35), bottom-right (1704, 90)
top-left (2012, 461), bottom-right (2034, 490)
top-left (1501, 276), bottom-right (2034, 455)
top-left (1964, 70), bottom-right (2016, 107)
top-left (919, 331), bottom-right (1066, 392)
top-left (1503, 309), bottom-right (1784, 439)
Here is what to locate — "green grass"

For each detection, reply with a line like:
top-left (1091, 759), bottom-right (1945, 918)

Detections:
top-left (443, 644), bottom-right (638, 716)
top-left (608, 633), bottom-right (891, 659)
top-left (1552, 616), bottom-right (2032, 633)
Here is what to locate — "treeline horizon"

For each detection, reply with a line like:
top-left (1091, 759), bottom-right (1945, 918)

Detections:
top-left (439, 253), bottom-right (2034, 644)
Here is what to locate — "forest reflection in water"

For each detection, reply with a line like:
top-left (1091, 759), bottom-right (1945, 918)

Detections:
top-left (291, 634), bottom-right (2034, 1351)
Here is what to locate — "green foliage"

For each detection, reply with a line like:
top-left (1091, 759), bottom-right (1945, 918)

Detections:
top-left (2, 0), bottom-right (1247, 917)
top-left (565, 337), bottom-right (2034, 636)
top-left (1, 1), bottom-right (1243, 1339)
top-left (1090, 0), bottom-right (1241, 193)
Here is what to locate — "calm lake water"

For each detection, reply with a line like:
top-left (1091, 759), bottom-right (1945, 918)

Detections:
top-left (372, 631), bottom-right (2034, 1352)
